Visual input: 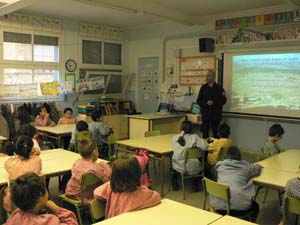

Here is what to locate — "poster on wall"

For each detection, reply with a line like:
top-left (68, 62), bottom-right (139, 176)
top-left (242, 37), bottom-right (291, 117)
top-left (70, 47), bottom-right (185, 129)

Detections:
top-left (19, 84), bottom-right (38, 97)
top-left (179, 55), bottom-right (217, 86)
top-left (0, 85), bottom-right (19, 97)
top-left (40, 82), bottom-right (59, 95)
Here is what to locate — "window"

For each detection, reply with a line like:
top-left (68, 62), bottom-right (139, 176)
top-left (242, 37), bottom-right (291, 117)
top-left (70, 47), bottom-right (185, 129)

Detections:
top-left (81, 39), bottom-right (122, 66)
top-left (104, 42), bottom-right (121, 65)
top-left (3, 32), bottom-right (32, 61)
top-left (82, 40), bottom-right (102, 64)
top-left (34, 35), bottom-right (59, 62)
top-left (1, 30), bottom-right (61, 99)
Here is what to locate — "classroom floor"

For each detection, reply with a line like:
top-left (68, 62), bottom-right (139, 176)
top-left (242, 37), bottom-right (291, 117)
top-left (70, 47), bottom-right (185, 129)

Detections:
top-left (49, 151), bottom-right (282, 225)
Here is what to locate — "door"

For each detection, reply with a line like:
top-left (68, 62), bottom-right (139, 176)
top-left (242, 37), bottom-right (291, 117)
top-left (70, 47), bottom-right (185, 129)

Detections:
top-left (137, 57), bottom-right (159, 113)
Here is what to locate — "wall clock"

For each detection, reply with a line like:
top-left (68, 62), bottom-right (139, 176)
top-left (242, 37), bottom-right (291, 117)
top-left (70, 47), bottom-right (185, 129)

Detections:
top-left (65, 59), bottom-right (77, 72)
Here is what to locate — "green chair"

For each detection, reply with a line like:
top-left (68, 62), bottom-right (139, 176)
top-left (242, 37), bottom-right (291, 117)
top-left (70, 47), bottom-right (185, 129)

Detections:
top-left (283, 194), bottom-right (300, 225)
top-left (89, 199), bottom-right (106, 223)
top-left (202, 177), bottom-right (255, 221)
top-left (75, 131), bottom-right (92, 152)
top-left (107, 133), bottom-right (119, 161)
top-left (202, 177), bottom-right (231, 214)
top-left (144, 130), bottom-right (161, 174)
top-left (59, 172), bottom-right (102, 225)
top-left (170, 148), bottom-right (205, 200)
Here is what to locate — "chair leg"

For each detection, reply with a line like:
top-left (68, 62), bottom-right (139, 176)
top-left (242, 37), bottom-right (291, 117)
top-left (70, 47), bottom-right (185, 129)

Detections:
top-left (263, 189), bottom-right (269, 203)
top-left (181, 174), bottom-right (185, 200)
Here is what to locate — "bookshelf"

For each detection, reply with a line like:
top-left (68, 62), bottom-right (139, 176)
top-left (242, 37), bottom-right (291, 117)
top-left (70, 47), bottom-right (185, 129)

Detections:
top-left (84, 99), bottom-right (132, 139)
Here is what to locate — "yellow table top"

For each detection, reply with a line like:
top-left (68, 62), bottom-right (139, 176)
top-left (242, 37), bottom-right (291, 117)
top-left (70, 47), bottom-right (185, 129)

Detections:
top-left (116, 134), bottom-right (175, 154)
top-left (0, 136), bottom-right (8, 141)
top-left (35, 124), bottom-right (76, 135)
top-left (253, 167), bottom-right (297, 190)
top-left (256, 149), bottom-right (300, 173)
top-left (93, 199), bottom-right (222, 225)
top-left (210, 215), bottom-right (258, 225)
top-left (0, 149), bottom-right (108, 185)
top-left (127, 113), bottom-right (186, 120)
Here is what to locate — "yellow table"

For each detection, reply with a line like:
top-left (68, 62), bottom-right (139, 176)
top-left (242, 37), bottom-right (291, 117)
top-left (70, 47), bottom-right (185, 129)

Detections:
top-left (127, 113), bottom-right (186, 139)
top-left (116, 134), bottom-right (174, 196)
top-left (210, 215), bottom-right (258, 225)
top-left (254, 149), bottom-right (300, 191)
top-left (0, 149), bottom-right (107, 186)
top-left (256, 149), bottom-right (300, 173)
top-left (93, 199), bottom-right (222, 225)
top-left (35, 124), bottom-right (75, 147)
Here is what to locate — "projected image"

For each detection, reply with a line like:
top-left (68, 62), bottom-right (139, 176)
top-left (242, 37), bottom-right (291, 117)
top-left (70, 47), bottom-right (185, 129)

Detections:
top-left (231, 53), bottom-right (300, 115)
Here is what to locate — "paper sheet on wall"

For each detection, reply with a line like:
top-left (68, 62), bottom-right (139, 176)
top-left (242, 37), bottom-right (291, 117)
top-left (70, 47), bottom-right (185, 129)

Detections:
top-left (0, 85), bottom-right (19, 97)
top-left (40, 82), bottom-right (58, 95)
top-left (59, 81), bottom-right (73, 94)
top-left (19, 84), bottom-right (38, 97)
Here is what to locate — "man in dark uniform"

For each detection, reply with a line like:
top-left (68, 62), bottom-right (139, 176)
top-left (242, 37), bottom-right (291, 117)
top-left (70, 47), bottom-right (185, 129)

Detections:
top-left (197, 70), bottom-right (226, 139)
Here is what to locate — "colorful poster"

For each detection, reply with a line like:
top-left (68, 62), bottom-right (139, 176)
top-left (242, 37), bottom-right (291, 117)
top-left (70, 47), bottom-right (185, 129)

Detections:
top-left (255, 15), bottom-right (264, 26)
top-left (40, 82), bottom-right (58, 95)
top-left (240, 17), bottom-right (247, 28)
top-left (223, 19), bottom-right (231, 29)
top-left (264, 14), bottom-right (275, 25)
top-left (247, 16), bottom-right (256, 27)
top-left (231, 18), bottom-right (240, 29)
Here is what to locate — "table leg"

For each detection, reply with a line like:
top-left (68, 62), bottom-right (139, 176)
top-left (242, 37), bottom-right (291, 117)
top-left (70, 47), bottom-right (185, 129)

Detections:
top-left (160, 156), bottom-right (165, 197)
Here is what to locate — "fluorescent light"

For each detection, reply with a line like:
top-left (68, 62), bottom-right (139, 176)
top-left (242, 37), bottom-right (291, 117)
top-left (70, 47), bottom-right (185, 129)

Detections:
top-left (0, 0), bottom-right (20, 4)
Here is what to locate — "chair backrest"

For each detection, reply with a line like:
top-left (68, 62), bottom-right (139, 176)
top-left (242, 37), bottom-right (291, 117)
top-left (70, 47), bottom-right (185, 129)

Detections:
top-left (283, 194), bottom-right (300, 225)
top-left (144, 130), bottom-right (161, 137)
top-left (107, 134), bottom-right (119, 160)
top-left (80, 172), bottom-right (102, 203)
top-left (75, 131), bottom-right (92, 152)
top-left (89, 199), bottom-right (106, 223)
top-left (0, 115), bottom-right (9, 139)
top-left (184, 148), bottom-right (204, 173)
top-left (202, 177), bottom-right (231, 214)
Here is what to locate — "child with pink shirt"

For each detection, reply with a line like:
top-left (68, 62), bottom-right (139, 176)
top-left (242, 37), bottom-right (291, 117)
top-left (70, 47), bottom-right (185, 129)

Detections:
top-left (58, 107), bottom-right (77, 125)
top-left (65, 139), bottom-right (111, 203)
top-left (34, 106), bottom-right (56, 127)
top-left (94, 157), bottom-right (161, 219)
top-left (17, 124), bottom-right (41, 154)
top-left (6, 172), bottom-right (78, 225)
top-left (3, 136), bottom-right (42, 212)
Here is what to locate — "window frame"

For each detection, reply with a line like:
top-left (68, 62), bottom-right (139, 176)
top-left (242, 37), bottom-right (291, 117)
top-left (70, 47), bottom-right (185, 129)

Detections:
top-left (79, 36), bottom-right (123, 70)
top-left (0, 28), bottom-right (63, 102)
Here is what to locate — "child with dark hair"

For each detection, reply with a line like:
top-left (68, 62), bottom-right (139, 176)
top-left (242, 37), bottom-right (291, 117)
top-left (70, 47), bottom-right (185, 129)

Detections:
top-left (69, 120), bottom-right (89, 152)
top-left (58, 107), bottom-right (77, 125)
top-left (34, 106), bottom-right (56, 127)
top-left (207, 123), bottom-right (232, 166)
top-left (6, 172), bottom-right (78, 225)
top-left (89, 110), bottom-right (112, 145)
top-left (171, 120), bottom-right (208, 190)
top-left (3, 136), bottom-right (42, 212)
top-left (211, 145), bottom-right (262, 222)
top-left (262, 123), bottom-right (285, 157)
top-left (17, 124), bottom-right (41, 154)
top-left (65, 139), bottom-right (111, 203)
top-left (94, 157), bottom-right (161, 219)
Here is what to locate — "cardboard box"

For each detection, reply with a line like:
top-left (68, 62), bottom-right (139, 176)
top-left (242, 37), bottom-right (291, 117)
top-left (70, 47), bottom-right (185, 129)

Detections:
top-left (186, 113), bottom-right (202, 124)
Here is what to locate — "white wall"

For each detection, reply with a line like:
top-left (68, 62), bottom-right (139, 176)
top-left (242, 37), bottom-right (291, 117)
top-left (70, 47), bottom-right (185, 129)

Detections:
top-left (125, 12), bottom-right (300, 151)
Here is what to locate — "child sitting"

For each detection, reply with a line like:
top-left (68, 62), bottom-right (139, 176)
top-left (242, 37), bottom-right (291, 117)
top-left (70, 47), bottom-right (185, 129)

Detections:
top-left (94, 157), bottom-right (161, 219)
top-left (17, 124), bottom-right (41, 154)
top-left (89, 110), bottom-right (112, 145)
top-left (171, 120), bottom-right (208, 190)
top-left (207, 123), bottom-right (232, 166)
top-left (65, 139), bottom-right (111, 203)
top-left (58, 107), bottom-right (77, 125)
top-left (34, 106), bottom-right (56, 127)
top-left (262, 123), bottom-right (285, 157)
top-left (211, 145), bottom-right (262, 222)
top-left (69, 121), bottom-right (89, 152)
top-left (6, 172), bottom-right (78, 225)
top-left (3, 136), bottom-right (42, 212)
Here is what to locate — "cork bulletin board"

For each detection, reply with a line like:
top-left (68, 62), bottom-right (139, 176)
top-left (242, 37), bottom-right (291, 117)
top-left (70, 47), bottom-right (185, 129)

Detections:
top-left (179, 55), bottom-right (217, 86)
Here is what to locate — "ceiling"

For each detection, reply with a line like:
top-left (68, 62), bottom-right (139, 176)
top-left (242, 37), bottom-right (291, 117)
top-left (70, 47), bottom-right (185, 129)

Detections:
top-left (0, 0), bottom-right (298, 28)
